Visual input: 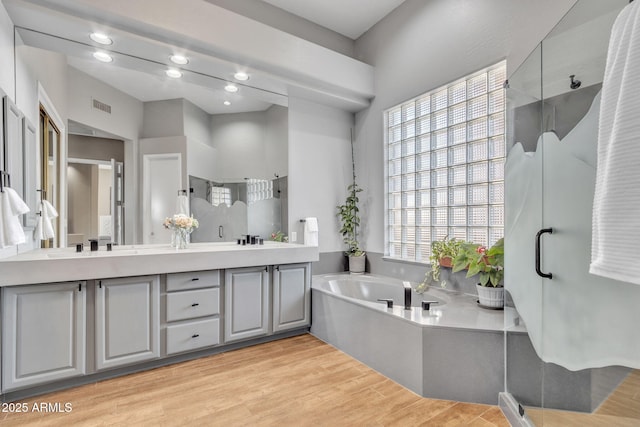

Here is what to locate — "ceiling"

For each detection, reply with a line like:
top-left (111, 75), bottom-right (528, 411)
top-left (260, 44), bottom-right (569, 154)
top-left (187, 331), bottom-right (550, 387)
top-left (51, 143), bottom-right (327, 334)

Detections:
top-left (5, 0), bottom-right (377, 118)
top-left (260, 0), bottom-right (406, 39)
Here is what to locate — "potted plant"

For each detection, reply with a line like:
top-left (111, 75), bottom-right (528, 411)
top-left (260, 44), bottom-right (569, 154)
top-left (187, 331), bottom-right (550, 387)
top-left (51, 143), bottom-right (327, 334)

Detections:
top-left (417, 236), bottom-right (463, 292)
top-left (337, 129), bottom-right (365, 273)
top-left (452, 238), bottom-right (505, 308)
top-left (337, 182), bottom-right (365, 273)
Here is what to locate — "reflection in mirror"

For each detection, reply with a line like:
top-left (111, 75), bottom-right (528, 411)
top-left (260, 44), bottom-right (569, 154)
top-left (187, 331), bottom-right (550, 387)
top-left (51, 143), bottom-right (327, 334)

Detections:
top-left (39, 105), bottom-right (60, 248)
top-left (189, 175), bottom-right (288, 243)
top-left (14, 26), bottom-right (288, 246)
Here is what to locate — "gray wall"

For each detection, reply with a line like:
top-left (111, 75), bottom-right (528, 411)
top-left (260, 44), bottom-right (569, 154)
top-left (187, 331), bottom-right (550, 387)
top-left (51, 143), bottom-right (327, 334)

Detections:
top-left (68, 135), bottom-right (124, 162)
top-left (352, 0), bottom-right (578, 255)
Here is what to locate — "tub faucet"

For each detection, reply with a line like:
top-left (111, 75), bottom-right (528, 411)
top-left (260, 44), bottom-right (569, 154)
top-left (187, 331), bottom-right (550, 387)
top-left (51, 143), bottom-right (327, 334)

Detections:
top-left (403, 281), bottom-right (412, 310)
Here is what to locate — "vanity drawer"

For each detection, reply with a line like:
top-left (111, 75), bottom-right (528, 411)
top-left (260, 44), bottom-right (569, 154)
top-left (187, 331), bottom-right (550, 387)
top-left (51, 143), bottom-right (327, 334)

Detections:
top-left (166, 270), bottom-right (220, 291)
top-left (166, 318), bottom-right (220, 355)
top-left (166, 288), bottom-right (220, 321)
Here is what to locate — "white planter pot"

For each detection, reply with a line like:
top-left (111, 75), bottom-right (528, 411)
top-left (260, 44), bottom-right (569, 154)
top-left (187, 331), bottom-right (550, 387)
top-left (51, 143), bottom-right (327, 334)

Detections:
top-left (476, 284), bottom-right (504, 309)
top-left (349, 255), bottom-right (366, 274)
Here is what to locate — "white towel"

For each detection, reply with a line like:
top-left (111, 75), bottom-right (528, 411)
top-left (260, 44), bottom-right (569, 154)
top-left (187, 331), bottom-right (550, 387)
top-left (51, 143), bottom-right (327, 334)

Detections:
top-left (303, 217), bottom-right (318, 246)
top-left (177, 194), bottom-right (189, 215)
top-left (0, 187), bottom-right (30, 248)
top-left (591, 1), bottom-right (640, 285)
top-left (36, 200), bottom-right (58, 240)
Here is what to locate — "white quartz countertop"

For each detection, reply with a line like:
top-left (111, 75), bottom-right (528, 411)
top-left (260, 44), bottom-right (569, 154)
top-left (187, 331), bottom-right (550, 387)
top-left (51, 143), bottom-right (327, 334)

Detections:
top-left (0, 242), bottom-right (319, 286)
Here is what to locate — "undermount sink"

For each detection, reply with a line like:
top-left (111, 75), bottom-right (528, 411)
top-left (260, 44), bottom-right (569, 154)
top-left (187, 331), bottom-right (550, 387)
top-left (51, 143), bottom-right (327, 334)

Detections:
top-left (47, 249), bottom-right (139, 258)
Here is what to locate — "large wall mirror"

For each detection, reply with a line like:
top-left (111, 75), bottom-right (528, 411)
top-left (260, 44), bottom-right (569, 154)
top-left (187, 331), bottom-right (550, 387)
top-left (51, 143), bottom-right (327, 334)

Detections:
top-left (10, 12), bottom-right (289, 247)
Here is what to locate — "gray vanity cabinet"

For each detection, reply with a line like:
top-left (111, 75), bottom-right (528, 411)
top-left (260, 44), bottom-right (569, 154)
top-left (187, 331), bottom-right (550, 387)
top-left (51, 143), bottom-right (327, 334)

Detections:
top-left (273, 263), bottom-right (311, 332)
top-left (95, 275), bottom-right (160, 370)
top-left (224, 266), bottom-right (270, 342)
top-left (165, 270), bottom-right (221, 355)
top-left (1, 282), bottom-right (86, 391)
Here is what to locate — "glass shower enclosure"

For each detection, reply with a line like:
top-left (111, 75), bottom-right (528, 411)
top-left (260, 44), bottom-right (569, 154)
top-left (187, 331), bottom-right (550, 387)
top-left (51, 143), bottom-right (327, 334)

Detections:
top-left (504, 0), bottom-right (640, 425)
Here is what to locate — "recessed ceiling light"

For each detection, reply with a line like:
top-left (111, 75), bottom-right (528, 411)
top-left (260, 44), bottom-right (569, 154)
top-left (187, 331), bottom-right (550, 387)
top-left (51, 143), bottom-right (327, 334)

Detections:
top-left (234, 72), bottom-right (249, 81)
top-left (90, 32), bottom-right (113, 45)
top-left (223, 101), bottom-right (231, 106)
top-left (224, 84), bottom-right (238, 93)
top-left (93, 51), bottom-right (113, 63)
top-left (170, 55), bottom-right (189, 65)
top-left (166, 69), bottom-right (183, 78)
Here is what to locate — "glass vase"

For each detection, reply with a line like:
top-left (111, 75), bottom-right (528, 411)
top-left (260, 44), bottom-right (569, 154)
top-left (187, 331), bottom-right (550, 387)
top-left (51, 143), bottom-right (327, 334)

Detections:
top-left (174, 228), bottom-right (189, 250)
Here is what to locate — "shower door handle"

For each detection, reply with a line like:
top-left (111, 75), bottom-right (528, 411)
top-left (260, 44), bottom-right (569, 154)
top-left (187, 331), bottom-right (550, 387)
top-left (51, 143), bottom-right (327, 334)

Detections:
top-left (218, 225), bottom-right (223, 238)
top-left (535, 228), bottom-right (553, 279)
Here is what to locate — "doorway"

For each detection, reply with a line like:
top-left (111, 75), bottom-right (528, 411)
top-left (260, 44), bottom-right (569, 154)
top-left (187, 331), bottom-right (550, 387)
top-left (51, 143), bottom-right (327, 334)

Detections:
top-left (66, 130), bottom-right (124, 246)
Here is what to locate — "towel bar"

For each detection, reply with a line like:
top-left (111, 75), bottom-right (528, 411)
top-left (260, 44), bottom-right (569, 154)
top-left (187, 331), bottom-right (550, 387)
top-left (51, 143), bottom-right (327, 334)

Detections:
top-left (0, 171), bottom-right (10, 193)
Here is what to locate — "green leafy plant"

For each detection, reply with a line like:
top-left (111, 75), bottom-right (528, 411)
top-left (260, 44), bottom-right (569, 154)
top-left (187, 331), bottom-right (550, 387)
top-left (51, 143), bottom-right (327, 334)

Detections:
top-left (270, 231), bottom-right (288, 242)
top-left (337, 183), bottom-right (364, 256)
top-left (337, 129), bottom-right (365, 257)
top-left (416, 236), bottom-right (463, 292)
top-left (452, 238), bottom-right (504, 287)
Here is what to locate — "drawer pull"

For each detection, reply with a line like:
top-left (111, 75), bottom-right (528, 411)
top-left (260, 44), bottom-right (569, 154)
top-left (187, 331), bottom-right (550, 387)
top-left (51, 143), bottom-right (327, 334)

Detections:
top-left (191, 303), bottom-right (200, 307)
top-left (191, 278), bottom-right (200, 281)
top-left (192, 334), bottom-right (200, 338)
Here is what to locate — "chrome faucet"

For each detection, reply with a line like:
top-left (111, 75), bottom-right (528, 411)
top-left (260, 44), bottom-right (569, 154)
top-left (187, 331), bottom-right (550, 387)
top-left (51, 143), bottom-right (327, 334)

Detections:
top-left (403, 281), bottom-right (412, 310)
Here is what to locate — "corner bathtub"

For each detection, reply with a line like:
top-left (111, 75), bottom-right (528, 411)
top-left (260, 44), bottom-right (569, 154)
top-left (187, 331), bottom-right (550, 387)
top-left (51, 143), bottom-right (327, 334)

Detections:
top-left (311, 274), bottom-right (508, 404)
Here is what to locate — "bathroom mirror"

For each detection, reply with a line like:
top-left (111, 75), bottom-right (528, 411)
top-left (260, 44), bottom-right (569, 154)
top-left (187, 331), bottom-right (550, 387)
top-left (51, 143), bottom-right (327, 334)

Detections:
top-left (13, 26), bottom-right (289, 246)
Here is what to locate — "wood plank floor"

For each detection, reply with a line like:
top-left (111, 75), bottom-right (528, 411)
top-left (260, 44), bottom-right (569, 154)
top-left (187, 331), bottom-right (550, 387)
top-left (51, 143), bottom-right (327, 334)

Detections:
top-left (0, 334), bottom-right (509, 426)
top-left (526, 369), bottom-right (640, 427)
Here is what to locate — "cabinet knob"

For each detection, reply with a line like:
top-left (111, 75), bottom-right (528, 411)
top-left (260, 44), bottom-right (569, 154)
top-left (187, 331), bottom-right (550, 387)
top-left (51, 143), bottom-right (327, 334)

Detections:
top-left (191, 278), bottom-right (200, 281)
top-left (191, 303), bottom-right (200, 307)
top-left (192, 334), bottom-right (200, 338)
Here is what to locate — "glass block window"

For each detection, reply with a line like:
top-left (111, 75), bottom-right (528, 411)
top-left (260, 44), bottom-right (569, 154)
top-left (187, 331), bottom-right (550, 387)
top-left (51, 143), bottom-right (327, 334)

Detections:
top-left (384, 62), bottom-right (506, 263)
top-left (211, 186), bottom-right (231, 207)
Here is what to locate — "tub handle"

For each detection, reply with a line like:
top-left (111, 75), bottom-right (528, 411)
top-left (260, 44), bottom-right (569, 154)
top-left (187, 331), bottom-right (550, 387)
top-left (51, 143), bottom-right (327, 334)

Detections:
top-left (421, 301), bottom-right (439, 311)
top-left (377, 298), bottom-right (394, 308)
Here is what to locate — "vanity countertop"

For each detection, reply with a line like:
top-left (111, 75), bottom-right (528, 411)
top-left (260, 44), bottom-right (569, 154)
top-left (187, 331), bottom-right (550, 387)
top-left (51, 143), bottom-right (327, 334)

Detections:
top-left (0, 242), bottom-right (319, 286)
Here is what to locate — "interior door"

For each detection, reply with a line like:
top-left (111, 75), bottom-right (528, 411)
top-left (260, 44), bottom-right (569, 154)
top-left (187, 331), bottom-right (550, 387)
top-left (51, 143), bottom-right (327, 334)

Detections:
top-left (142, 153), bottom-right (181, 244)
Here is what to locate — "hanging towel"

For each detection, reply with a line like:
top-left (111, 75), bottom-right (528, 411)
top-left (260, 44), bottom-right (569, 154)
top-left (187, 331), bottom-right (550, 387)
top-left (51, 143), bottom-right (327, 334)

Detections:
top-left (0, 187), bottom-right (30, 248)
top-left (591, 1), bottom-right (640, 285)
top-left (303, 217), bottom-right (318, 246)
top-left (38, 200), bottom-right (58, 240)
top-left (177, 194), bottom-right (189, 215)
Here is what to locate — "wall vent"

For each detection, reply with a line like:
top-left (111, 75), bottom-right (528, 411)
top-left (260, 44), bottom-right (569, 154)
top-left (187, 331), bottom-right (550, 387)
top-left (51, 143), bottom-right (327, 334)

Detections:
top-left (92, 98), bottom-right (112, 114)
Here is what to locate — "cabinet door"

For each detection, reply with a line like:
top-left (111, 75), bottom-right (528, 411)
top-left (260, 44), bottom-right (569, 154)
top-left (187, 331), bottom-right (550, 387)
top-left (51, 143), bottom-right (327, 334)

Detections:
top-left (2, 282), bottom-right (86, 391)
top-left (225, 266), bottom-right (269, 342)
top-left (96, 276), bottom-right (160, 370)
top-left (273, 263), bottom-right (311, 332)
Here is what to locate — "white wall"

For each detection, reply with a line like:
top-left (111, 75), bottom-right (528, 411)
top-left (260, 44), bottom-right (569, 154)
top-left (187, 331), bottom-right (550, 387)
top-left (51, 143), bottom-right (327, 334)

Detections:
top-left (67, 67), bottom-right (143, 142)
top-left (264, 105), bottom-right (288, 179)
top-left (142, 99), bottom-right (184, 138)
top-left (0, 3), bottom-right (15, 99)
top-left (353, 0), bottom-right (578, 254)
top-left (211, 111), bottom-right (268, 181)
top-left (183, 99), bottom-right (212, 147)
top-left (288, 97), bottom-right (354, 252)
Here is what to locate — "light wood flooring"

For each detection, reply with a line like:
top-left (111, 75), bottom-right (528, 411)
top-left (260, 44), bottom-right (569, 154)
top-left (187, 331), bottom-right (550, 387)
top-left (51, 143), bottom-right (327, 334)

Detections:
top-left (1, 334), bottom-right (509, 426)
top-left (526, 369), bottom-right (640, 427)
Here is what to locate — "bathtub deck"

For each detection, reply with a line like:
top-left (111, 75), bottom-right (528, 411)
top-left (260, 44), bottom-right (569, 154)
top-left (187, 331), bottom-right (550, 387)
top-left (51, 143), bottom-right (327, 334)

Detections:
top-left (311, 274), bottom-right (507, 404)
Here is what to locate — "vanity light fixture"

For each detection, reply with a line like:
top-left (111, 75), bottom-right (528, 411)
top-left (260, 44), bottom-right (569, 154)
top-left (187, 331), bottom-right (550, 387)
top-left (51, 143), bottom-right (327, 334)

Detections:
top-left (224, 84), bottom-right (238, 93)
top-left (166, 69), bottom-right (183, 78)
top-left (93, 51), bottom-right (113, 63)
top-left (170, 54), bottom-right (189, 65)
top-left (234, 72), bottom-right (249, 81)
top-left (223, 101), bottom-right (231, 106)
top-left (90, 32), bottom-right (113, 45)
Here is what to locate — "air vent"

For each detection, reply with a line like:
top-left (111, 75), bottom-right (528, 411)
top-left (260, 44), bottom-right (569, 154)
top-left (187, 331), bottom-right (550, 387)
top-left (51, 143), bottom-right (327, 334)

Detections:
top-left (92, 98), bottom-right (112, 114)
